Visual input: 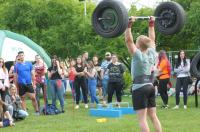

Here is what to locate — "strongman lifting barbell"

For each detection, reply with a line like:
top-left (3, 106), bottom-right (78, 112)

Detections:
top-left (92, 0), bottom-right (186, 38)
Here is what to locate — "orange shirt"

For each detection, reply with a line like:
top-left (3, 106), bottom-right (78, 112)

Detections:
top-left (158, 59), bottom-right (170, 80)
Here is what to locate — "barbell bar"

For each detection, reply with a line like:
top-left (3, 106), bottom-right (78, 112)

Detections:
top-left (98, 16), bottom-right (161, 21)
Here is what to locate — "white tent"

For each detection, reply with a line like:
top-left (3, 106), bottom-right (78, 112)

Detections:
top-left (0, 30), bottom-right (51, 67)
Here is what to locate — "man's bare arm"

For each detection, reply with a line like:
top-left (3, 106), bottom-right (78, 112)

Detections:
top-left (124, 16), bottom-right (137, 55)
top-left (148, 17), bottom-right (156, 48)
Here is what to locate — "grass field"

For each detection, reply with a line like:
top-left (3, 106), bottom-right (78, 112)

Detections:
top-left (2, 94), bottom-right (200, 132)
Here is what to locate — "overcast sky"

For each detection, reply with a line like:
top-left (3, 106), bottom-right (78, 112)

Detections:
top-left (93, 0), bottom-right (169, 10)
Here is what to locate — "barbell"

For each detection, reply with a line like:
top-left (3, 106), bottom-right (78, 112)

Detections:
top-left (92, 0), bottom-right (186, 38)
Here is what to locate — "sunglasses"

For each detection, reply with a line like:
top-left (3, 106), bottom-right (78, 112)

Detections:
top-left (0, 61), bottom-right (4, 63)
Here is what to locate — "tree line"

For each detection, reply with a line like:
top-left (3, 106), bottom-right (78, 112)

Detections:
top-left (0, 0), bottom-right (199, 72)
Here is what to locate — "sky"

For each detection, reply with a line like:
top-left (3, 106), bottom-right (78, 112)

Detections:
top-left (93, 0), bottom-right (169, 10)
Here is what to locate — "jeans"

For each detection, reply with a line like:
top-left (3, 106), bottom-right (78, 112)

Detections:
top-left (8, 105), bottom-right (28, 119)
top-left (102, 78), bottom-right (109, 98)
top-left (7, 105), bottom-right (13, 117)
top-left (69, 80), bottom-right (75, 100)
top-left (176, 77), bottom-right (189, 105)
top-left (49, 79), bottom-right (65, 110)
top-left (36, 83), bottom-right (48, 109)
top-left (17, 110), bottom-right (29, 119)
top-left (88, 79), bottom-right (99, 104)
top-left (62, 79), bottom-right (67, 94)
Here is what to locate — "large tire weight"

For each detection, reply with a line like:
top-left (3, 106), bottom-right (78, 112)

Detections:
top-left (92, 0), bottom-right (186, 38)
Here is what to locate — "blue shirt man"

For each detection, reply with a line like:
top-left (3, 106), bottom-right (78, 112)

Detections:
top-left (14, 61), bottom-right (33, 84)
top-left (14, 51), bottom-right (39, 114)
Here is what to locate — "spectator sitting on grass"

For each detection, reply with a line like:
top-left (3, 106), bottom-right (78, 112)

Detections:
top-left (5, 84), bottom-right (28, 120)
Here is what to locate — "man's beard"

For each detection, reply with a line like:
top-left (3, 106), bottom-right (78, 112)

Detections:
top-left (106, 58), bottom-right (111, 61)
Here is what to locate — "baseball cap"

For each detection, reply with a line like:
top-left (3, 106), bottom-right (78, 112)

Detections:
top-left (105, 52), bottom-right (111, 56)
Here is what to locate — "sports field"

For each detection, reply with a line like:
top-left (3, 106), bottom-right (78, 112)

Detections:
top-left (2, 95), bottom-right (200, 132)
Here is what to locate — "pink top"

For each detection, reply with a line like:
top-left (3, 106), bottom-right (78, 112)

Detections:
top-left (34, 64), bottom-right (46, 84)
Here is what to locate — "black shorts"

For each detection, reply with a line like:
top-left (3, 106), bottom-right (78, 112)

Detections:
top-left (132, 84), bottom-right (156, 110)
top-left (18, 84), bottom-right (34, 96)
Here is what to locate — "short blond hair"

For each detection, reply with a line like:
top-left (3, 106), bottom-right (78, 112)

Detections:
top-left (136, 35), bottom-right (152, 50)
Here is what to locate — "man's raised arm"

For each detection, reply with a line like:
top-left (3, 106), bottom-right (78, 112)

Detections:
top-left (124, 16), bottom-right (137, 55)
top-left (148, 16), bottom-right (156, 48)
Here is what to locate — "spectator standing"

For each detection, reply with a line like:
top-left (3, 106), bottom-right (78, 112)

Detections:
top-left (100, 52), bottom-right (112, 104)
top-left (107, 54), bottom-right (124, 106)
top-left (60, 61), bottom-right (68, 95)
top-left (68, 59), bottom-right (76, 101)
top-left (84, 61), bottom-right (99, 107)
top-left (0, 58), bottom-right (9, 113)
top-left (173, 50), bottom-right (190, 109)
top-left (157, 50), bottom-right (171, 108)
top-left (33, 55), bottom-right (48, 110)
top-left (14, 51), bottom-right (39, 114)
top-left (74, 56), bottom-right (88, 109)
top-left (92, 55), bottom-right (103, 100)
top-left (48, 55), bottom-right (65, 113)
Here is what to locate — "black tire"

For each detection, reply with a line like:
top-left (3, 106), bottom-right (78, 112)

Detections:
top-left (190, 52), bottom-right (200, 78)
top-left (92, 0), bottom-right (128, 38)
top-left (154, 1), bottom-right (186, 35)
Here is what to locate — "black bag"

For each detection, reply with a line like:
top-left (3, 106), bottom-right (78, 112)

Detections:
top-left (42, 104), bottom-right (61, 115)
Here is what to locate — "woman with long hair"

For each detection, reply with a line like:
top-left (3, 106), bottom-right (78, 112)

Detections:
top-left (84, 61), bottom-right (99, 107)
top-left (0, 58), bottom-right (9, 112)
top-left (92, 55), bottom-right (103, 100)
top-left (74, 56), bottom-right (88, 109)
top-left (5, 84), bottom-right (28, 120)
top-left (157, 50), bottom-right (171, 108)
top-left (173, 50), bottom-right (190, 109)
top-left (48, 55), bottom-right (65, 113)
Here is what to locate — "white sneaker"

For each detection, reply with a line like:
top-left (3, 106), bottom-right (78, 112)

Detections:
top-left (172, 105), bottom-right (179, 109)
top-left (184, 105), bottom-right (187, 109)
top-left (75, 105), bottom-right (79, 109)
top-left (85, 104), bottom-right (88, 109)
top-left (102, 101), bottom-right (107, 107)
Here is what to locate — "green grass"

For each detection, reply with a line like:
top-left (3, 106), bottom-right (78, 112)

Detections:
top-left (2, 94), bottom-right (200, 132)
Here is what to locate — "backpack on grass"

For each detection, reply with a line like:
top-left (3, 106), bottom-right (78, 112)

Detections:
top-left (41, 104), bottom-right (61, 115)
